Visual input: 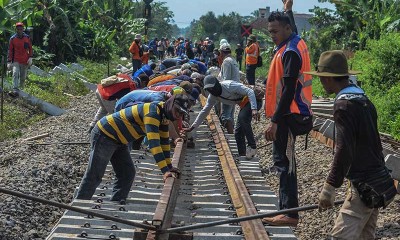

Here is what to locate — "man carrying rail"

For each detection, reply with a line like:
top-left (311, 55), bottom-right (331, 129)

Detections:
top-left (76, 94), bottom-right (190, 202)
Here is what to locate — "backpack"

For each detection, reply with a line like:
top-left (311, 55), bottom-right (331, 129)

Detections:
top-left (98, 75), bottom-right (136, 100)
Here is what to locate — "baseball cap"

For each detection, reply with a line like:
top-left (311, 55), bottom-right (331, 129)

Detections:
top-left (189, 88), bottom-right (199, 101)
top-left (203, 75), bottom-right (219, 89)
top-left (179, 81), bottom-right (193, 94)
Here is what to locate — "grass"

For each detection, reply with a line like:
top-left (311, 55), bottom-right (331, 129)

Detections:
top-left (0, 101), bottom-right (46, 141)
top-left (0, 58), bottom-right (118, 142)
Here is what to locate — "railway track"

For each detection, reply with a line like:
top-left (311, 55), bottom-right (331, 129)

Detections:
top-left (311, 98), bottom-right (400, 156)
top-left (45, 104), bottom-right (297, 240)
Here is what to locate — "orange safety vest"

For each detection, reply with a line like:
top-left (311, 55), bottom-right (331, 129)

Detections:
top-left (265, 35), bottom-right (312, 117)
top-left (245, 42), bottom-right (259, 65)
top-left (129, 41), bottom-right (141, 60)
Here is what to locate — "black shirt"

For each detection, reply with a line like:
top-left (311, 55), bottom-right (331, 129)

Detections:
top-left (271, 51), bottom-right (301, 123)
top-left (327, 94), bottom-right (385, 187)
top-left (235, 48), bottom-right (244, 59)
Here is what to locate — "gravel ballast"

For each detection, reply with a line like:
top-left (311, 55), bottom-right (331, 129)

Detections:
top-left (0, 93), bottom-right (399, 239)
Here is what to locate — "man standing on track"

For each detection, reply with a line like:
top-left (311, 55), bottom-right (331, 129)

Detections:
top-left (262, 0), bottom-right (313, 227)
top-left (245, 34), bottom-right (259, 86)
top-left (129, 34), bottom-right (143, 72)
top-left (219, 42), bottom-right (240, 134)
top-left (7, 22), bottom-right (33, 97)
top-left (76, 95), bottom-right (189, 202)
top-left (306, 50), bottom-right (396, 239)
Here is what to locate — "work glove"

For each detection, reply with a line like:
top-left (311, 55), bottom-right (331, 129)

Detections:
top-left (7, 62), bottom-right (12, 70)
top-left (27, 58), bottom-right (33, 67)
top-left (318, 182), bottom-right (336, 212)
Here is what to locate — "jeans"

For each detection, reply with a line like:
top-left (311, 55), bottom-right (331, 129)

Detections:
top-left (132, 59), bottom-right (142, 73)
top-left (272, 116), bottom-right (299, 218)
top-left (12, 62), bottom-right (28, 90)
top-left (246, 64), bottom-right (257, 85)
top-left (76, 126), bottom-right (135, 201)
top-left (221, 104), bottom-right (234, 123)
top-left (234, 101), bottom-right (261, 155)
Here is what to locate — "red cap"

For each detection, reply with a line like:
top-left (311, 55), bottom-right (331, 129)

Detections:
top-left (15, 22), bottom-right (24, 27)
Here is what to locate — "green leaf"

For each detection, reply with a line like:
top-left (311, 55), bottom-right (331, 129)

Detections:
top-left (380, 16), bottom-right (392, 28)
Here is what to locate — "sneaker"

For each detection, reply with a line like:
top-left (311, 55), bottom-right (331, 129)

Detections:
top-left (262, 214), bottom-right (298, 227)
top-left (246, 147), bottom-right (257, 159)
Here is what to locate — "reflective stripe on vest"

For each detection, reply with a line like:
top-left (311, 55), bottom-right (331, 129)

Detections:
top-left (265, 36), bottom-right (312, 117)
top-left (246, 43), bottom-right (259, 65)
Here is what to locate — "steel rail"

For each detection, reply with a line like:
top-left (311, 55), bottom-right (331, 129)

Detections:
top-left (0, 187), bottom-right (157, 231)
top-left (199, 95), bottom-right (269, 240)
top-left (145, 141), bottom-right (187, 240)
top-left (158, 200), bottom-right (345, 233)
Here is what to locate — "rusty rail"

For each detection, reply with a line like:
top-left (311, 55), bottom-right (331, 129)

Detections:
top-left (145, 141), bottom-right (187, 240)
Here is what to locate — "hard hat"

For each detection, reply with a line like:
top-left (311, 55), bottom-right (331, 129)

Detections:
top-left (135, 34), bottom-right (142, 40)
top-left (15, 22), bottom-right (24, 27)
top-left (219, 39), bottom-right (228, 45)
top-left (219, 43), bottom-right (231, 51)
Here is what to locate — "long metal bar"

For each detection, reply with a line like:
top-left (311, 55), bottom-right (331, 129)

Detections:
top-left (146, 141), bottom-right (187, 240)
top-left (0, 187), bottom-right (157, 231)
top-left (27, 141), bottom-right (90, 145)
top-left (159, 200), bottom-right (345, 234)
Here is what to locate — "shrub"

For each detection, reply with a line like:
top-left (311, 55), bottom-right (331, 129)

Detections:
top-left (351, 33), bottom-right (400, 139)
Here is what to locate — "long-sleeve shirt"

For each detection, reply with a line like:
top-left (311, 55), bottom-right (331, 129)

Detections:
top-left (327, 85), bottom-right (385, 188)
top-left (191, 80), bottom-right (257, 128)
top-left (97, 102), bottom-right (172, 173)
top-left (132, 64), bottom-right (154, 79)
top-left (219, 56), bottom-right (240, 82)
top-left (129, 41), bottom-right (142, 60)
top-left (115, 90), bottom-right (167, 111)
top-left (8, 33), bottom-right (32, 64)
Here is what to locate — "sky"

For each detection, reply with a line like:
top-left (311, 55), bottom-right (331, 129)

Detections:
top-left (159, 0), bottom-right (335, 28)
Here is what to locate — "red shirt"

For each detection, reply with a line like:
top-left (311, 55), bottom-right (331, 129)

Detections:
top-left (8, 33), bottom-right (32, 65)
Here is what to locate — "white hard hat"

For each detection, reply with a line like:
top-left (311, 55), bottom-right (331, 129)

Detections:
top-left (220, 39), bottom-right (228, 45)
top-left (135, 34), bottom-right (142, 40)
top-left (219, 42), bottom-right (231, 51)
top-left (205, 37), bottom-right (209, 40)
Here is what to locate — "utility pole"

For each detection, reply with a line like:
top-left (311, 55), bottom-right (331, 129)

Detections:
top-left (143, 0), bottom-right (153, 42)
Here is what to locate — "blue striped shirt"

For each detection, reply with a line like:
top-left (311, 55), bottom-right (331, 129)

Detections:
top-left (97, 102), bottom-right (172, 173)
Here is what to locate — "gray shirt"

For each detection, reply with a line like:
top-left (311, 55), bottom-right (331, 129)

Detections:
top-left (219, 56), bottom-right (240, 82)
top-left (191, 80), bottom-right (257, 128)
